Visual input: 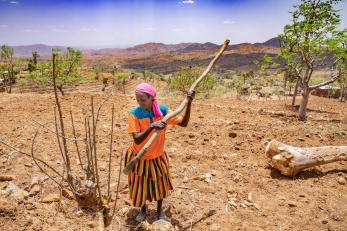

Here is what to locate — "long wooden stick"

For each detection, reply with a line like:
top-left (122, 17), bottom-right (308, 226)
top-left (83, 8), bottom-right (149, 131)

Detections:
top-left (123, 39), bottom-right (230, 175)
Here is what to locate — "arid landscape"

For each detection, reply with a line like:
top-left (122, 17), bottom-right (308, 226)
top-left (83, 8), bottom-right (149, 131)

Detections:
top-left (1, 0), bottom-right (347, 230)
top-left (1, 81), bottom-right (347, 230)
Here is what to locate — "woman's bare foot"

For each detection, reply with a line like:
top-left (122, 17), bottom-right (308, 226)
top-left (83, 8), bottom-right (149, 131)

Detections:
top-left (158, 210), bottom-right (169, 221)
top-left (135, 205), bottom-right (147, 222)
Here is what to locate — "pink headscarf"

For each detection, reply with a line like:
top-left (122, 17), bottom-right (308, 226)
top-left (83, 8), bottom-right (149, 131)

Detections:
top-left (135, 83), bottom-right (163, 117)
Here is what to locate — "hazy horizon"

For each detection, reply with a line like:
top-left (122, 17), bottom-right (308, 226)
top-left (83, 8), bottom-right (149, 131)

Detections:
top-left (1, 0), bottom-right (346, 48)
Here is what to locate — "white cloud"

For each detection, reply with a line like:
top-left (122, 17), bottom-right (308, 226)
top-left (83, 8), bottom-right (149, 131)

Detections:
top-left (0, 25), bottom-right (9, 28)
top-left (9, 1), bottom-right (19, 4)
top-left (223, 20), bottom-right (236, 25)
top-left (180, 0), bottom-right (194, 4)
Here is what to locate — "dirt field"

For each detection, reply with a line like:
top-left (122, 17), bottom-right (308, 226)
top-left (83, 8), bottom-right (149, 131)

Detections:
top-left (0, 91), bottom-right (346, 231)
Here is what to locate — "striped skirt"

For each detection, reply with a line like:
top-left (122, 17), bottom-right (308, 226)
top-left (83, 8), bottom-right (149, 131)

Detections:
top-left (124, 147), bottom-right (174, 207)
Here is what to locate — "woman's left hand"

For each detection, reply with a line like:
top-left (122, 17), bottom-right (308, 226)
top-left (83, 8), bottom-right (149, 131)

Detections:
top-left (187, 90), bottom-right (195, 101)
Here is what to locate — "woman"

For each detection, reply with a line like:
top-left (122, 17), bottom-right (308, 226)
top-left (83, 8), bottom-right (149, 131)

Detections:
top-left (125, 82), bottom-right (194, 221)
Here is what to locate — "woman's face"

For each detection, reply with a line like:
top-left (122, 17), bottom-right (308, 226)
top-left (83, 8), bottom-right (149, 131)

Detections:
top-left (136, 92), bottom-right (153, 110)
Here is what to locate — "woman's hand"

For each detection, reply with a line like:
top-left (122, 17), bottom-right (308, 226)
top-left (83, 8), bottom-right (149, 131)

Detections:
top-left (187, 90), bottom-right (195, 102)
top-left (150, 121), bottom-right (167, 129)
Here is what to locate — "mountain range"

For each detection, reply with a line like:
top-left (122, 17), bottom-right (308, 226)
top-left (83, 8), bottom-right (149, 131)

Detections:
top-left (9, 38), bottom-right (281, 74)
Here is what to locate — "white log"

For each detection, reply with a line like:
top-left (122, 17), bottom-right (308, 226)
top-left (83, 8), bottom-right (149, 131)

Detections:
top-left (265, 140), bottom-right (347, 176)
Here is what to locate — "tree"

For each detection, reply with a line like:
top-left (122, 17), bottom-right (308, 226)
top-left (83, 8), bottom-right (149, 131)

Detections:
top-left (30, 47), bottom-right (82, 95)
top-left (168, 67), bottom-right (217, 97)
top-left (28, 51), bottom-right (39, 72)
top-left (1, 44), bottom-right (15, 93)
top-left (279, 0), bottom-right (347, 120)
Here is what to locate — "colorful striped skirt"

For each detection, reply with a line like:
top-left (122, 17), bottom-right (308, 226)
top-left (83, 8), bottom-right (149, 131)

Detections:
top-left (124, 147), bottom-right (174, 207)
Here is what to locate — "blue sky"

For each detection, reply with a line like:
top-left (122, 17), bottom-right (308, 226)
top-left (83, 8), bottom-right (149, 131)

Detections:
top-left (0, 0), bottom-right (346, 48)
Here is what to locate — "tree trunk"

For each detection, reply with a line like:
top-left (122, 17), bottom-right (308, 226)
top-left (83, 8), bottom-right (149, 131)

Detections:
top-left (340, 84), bottom-right (346, 102)
top-left (298, 85), bottom-right (310, 121)
top-left (57, 85), bottom-right (64, 95)
top-left (291, 78), bottom-right (300, 106)
top-left (266, 140), bottom-right (347, 176)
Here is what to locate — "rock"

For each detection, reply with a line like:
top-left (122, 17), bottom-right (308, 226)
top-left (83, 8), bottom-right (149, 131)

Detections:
top-left (12, 189), bottom-right (29, 203)
top-left (337, 176), bottom-right (346, 185)
top-left (152, 219), bottom-right (174, 231)
top-left (322, 219), bottom-right (328, 224)
top-left (24, 163), bottom-right (33, 168)
top-left (287, 201), bottom-right (297, 207)
top-left (210, 140), bottom-right (217, 146)
top-left (29, 184), bottom-right (41, 197)
top-left (25, 202), bottom-right (36, 210)
top-left (209, 223), bottom-right (221, 231)
top-left (0, 175), bottom-right (15, 181)
top-left (41, 193), bottom-right (60, 203)
top-left (87, 221), bottom-right (95, 228)
top-left (167, 147), bottom-right (177, 154)
top-left (3, 182), bottom-right (18, 194)
top-left (229, 132), bottom-right (237, 138)
top-left (203, 173), bottom-right (212, 183)
top-left (62, 188), bottom-right (74, 200)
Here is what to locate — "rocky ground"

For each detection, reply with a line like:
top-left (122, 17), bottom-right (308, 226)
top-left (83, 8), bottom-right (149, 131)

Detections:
top-left (0, 91), bottom-right (346, 231)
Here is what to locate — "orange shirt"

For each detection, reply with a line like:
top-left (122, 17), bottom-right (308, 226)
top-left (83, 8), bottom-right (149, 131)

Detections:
top-left (128, 105), bottom-right (181, 160)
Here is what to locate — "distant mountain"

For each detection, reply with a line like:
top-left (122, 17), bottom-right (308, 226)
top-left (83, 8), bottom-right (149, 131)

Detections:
top-left (126, 42), bottom-right (193, 55)
top-left (176, 42), bottom-right (219, 53)
top-left (11, 44), bottom-right (67, 57)
top-left (10, 37), bottom-right (282, 74)
top-left (256, 37), bottom-right (281, 48)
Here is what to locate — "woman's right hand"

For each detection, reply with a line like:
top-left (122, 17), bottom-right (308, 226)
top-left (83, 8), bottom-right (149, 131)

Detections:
top-left (150, 121), bottom-right (166, 129)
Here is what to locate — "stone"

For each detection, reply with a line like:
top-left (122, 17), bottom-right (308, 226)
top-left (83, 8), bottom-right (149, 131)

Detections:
top-left (209, 223), bottom-right (221, 231)
top-left (3, 182), bottom-right (18, 194)
top-left (24, 163), bottom-right (33, 168)
top-left (41, 193), bottom-right (60, 203)
top-left (87, 221), bottom-right (95, 228)
top-left (12, 189), bottom-right (29, 203)
top-left (337, 176), bottom-right (346, 185)
top-left (229, 132), bottom-right (237, 138)
top-left (288, 201), bottom-right (297, 207)
top-left (0, 175), bottom-right (15, 181)
top-left (29, 184), bottom-right (41, 197)
top-left (152, 219), bottom-right (174, 231)
top-left (62, 188), bottom-right (74, 200)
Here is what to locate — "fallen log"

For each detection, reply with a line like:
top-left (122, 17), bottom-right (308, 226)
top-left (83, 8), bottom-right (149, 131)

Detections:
top-left (265, 140), bottom-right (347, 176)
top-left (123, 39), bottom-right (230, 175)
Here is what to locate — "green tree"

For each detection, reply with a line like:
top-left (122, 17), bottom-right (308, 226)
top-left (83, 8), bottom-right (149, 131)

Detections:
top-left (1, 44), bottom-right (15, 93)
top-left (279, 0), bottom-right (347, 120)
top-left (168, 67), bottom-right (217, 97)
top-left (30, 47), bottom-right (82, 95)
top-left (28, 51), bottom-right (39, 72)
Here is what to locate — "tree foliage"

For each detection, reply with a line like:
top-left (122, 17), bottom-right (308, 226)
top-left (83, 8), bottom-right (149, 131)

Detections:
top-left (279, 0), bottom-right (347, 120)
top-left (30, 47), bottom-right (82, 95)
top-left (168, 67), bottom-right (217, 97)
